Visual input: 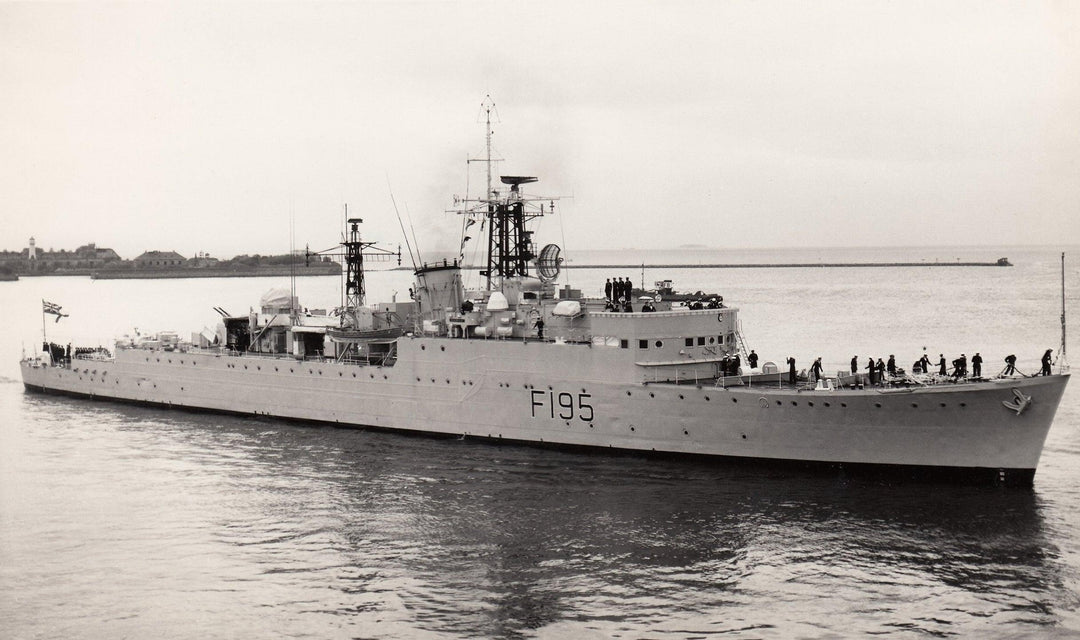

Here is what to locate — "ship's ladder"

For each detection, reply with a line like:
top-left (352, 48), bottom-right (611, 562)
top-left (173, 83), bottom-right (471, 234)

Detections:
top-left (733, 320), bottom-right (751, 361)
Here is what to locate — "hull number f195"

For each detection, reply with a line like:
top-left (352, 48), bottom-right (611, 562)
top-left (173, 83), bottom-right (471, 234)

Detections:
top-left (531, 390), bottom-right (594, 422)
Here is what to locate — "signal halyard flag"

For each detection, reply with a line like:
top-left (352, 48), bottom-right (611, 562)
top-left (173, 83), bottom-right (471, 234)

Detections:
top-left (42, 300), bottom-right (68, 323)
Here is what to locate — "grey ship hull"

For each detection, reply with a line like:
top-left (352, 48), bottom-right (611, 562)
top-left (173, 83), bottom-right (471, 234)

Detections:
top-left (20, 339), bottom-right (1069, 485)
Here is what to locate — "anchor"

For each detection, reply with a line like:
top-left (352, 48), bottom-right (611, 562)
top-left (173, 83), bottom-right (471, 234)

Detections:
top-left (1002, 388), bottom-right (1032, 415)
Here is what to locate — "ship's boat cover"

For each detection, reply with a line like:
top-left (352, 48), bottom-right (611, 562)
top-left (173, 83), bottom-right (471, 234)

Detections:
top-left (552, 300), bottom-right (582, 317)
top-left (487, 292), bottom-right (509, 311)
top-left (260, 288), bottom-right (294, 310)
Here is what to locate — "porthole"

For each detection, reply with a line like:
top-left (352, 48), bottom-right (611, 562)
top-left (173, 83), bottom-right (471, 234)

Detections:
top-left (960, 402), bottom-right (967, 408)
top-left (824, 402), bottom-right (830, 407)
top-left (875, 403), bottom-right (882, 408)
top-left (709, 337), bottom-right (715, 344)
top-left (683, 430), bottom-right (689, 435)
top-left (421, 345), bottom-right (426, 350)
top-left (626, 391), bottom-right (632, 396)
top-left (841, 403), bottom-right (847, 408)
top-left (679, 394), bottom-right (685, 400)
top-left (655, 340), bottom-right (663, 348)
top-left (649, 392), bottom-right (655, 398)
top-left (630, 426), bottom-right (635, 432)
top-left (791, 401), bottom-right (797, 406)
top-left (940, 403), bottom-right (947, 408)
top-left (808, 401), bottom-right (814, 407)
top-left (732, 398), bottom-right (738, 403)
top-left (776, 400), bottom-right (782, 406)
top-left (705, 396), bottom-right (710, 401)
top-left (911, 403), bottom-right (918, 408)
top-left (338, 372), bottom-right (342, 377)
top-left (440, 346), bottom-right (445, 352)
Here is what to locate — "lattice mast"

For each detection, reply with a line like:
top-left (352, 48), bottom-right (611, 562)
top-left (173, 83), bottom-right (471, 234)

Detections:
top-left (307, 214), bottom-right (400, 329)
top-left (455, 97), bottom-right (557, 291)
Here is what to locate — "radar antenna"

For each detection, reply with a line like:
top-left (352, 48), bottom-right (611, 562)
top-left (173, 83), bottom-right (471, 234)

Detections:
top-left (536, 243), bottom-right (563, 282)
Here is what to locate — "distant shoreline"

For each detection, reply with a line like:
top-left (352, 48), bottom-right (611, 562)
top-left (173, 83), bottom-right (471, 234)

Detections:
top-left (8, 265), bottom-right (341, 280)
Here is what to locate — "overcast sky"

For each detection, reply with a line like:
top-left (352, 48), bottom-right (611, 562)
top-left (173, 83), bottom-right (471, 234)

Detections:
top-left (2, 1), bottom-right (1077, 259)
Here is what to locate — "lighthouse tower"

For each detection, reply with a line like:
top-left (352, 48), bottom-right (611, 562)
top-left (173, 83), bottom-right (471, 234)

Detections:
top-left (28, 237), bottom-right (38, 263)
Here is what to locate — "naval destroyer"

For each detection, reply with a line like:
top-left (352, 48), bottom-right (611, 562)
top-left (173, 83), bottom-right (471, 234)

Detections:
top-left (20, 104), bottom-right (1070, 486)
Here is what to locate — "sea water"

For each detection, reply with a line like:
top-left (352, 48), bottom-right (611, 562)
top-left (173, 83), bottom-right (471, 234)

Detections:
top-left (1, 245), bottom-right (1079, 638)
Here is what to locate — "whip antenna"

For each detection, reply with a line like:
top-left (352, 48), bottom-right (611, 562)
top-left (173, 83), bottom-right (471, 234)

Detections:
top-left (1061, 252), bottom-right (1068, 371)
top-left (387, 176), bottom-right (418, 271)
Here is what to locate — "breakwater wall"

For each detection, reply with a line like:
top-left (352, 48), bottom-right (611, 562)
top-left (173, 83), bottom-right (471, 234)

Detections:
top-left (561, 261), bottom-right (1012, 269)
top-left (395, 260), bottom-right (1012, 271)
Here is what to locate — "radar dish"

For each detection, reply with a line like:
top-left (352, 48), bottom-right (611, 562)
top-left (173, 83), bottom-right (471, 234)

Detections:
top-left (500, 176), bottom-right (538, 187)
top-left (536, 244), bottom-right (562, 282)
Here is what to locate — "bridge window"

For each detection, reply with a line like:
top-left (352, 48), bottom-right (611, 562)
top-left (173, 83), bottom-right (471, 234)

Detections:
top-left (685, 338), bottom-right (694, 347)
top-left (718, 335), bottom-right (724, 344)
top-left (620, 339), bottom-right (628, 349)
top-left (697, 337), bottom-right (705, 346)
top-left (638, 340), bottom-right (649, 349)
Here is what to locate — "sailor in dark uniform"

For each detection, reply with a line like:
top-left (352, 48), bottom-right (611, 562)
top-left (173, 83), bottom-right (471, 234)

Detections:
top-left (938, 354), bottom-right (947, 376)
top-left (971, 352), bottom-right (983, 378)
top-left (787, 357), bottom-right (797, 384)
top-left (850, 355), bottom-right (858, 374)
top-left (748, 350), bottom-right (759, 369)
top-left (1004, 354), bottom-right (1017, 375)
top-left (810, 357), bottom-right (823, 383)
top-left (886, 355), bottom-right (896, 376)
top-left (867, 357), bottom-right (876, 384)
top-left (604, 278), bottom-right (612, 301)
top-left (733, 353), bottom-right (742, 375)
top-left (1041, 349), bottom-right (1053, 376)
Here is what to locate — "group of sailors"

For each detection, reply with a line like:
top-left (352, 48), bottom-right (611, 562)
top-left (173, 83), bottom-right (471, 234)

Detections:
top-left (41, 341), bottom-right (110, 366)
top-left (847, 349), bottom-right (1057, 385)
top-left (604, 277), bottom-right (634, 303)
top-left (687, 297), bottom-right (724, 310)
top-left (774, 348), bottom-right (1059, 387)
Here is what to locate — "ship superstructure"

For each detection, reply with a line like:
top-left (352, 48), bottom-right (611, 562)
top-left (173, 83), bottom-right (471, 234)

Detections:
top-left (20, 103), bottom-right (1071, 486)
